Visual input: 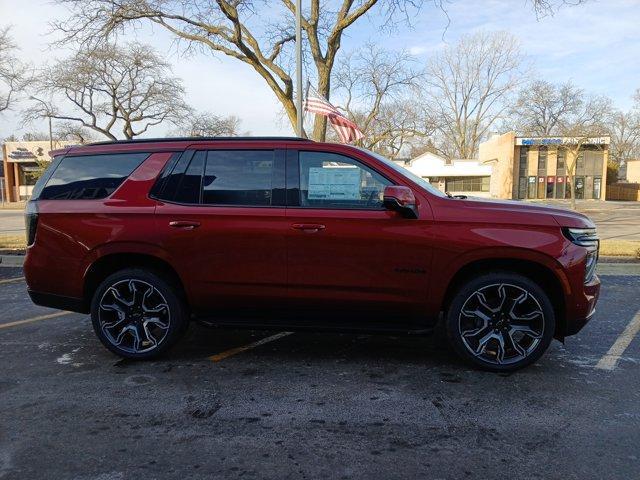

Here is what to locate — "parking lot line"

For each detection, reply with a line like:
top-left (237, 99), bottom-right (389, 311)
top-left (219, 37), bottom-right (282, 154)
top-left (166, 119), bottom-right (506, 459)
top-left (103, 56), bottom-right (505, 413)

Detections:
top-left (0, 311), bottom-right (71, 330)
top-left (595, 310), bottom-right (640, 371)
top-left (0, 276), bottom-right (25, 285)
top-left (209, 331), bottom-right (293, 362)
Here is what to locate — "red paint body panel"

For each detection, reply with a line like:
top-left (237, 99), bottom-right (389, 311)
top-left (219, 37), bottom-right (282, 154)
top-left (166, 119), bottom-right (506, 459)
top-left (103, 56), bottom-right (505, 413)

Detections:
top-left (24, 139), bottom-right (600, 337)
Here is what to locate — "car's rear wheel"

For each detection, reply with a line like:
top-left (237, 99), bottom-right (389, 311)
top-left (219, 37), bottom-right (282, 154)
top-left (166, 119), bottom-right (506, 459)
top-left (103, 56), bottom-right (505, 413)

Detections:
top-left (90, 268), bottom-right (188, 360)
top-left (445, 272), bottom-right (555, 372)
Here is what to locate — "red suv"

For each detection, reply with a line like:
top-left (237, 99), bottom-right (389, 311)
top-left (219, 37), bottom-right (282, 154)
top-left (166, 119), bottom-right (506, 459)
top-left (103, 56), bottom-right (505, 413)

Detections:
top-left (24, 137), bottom-right (600, 371)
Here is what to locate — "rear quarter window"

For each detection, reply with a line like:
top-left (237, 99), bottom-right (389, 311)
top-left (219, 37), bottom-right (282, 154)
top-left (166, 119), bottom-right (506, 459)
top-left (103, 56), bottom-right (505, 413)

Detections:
top-left (39, 153), bottom-right (150, 200)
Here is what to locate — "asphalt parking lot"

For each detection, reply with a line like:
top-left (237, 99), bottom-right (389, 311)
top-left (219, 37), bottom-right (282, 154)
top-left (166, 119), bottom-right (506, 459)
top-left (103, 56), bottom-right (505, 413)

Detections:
top-left (1, 267), bottom-right (639, 480)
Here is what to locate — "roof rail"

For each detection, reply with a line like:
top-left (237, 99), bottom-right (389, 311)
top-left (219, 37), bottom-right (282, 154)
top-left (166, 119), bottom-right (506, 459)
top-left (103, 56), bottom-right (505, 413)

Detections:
top-left (85, 136), bottom-right (313, 146)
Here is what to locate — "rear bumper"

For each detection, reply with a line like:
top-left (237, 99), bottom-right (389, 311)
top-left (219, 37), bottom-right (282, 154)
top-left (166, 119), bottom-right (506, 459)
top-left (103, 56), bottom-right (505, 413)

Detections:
top-left (564, 274), bottom-right (600, 336)
top-left (28, 290), bottom-right (88, 314)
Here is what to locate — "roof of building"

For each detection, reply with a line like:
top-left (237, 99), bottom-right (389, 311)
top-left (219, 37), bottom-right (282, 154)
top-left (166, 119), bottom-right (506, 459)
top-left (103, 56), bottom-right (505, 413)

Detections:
top-left (403, 151), bottom-right (492, 177)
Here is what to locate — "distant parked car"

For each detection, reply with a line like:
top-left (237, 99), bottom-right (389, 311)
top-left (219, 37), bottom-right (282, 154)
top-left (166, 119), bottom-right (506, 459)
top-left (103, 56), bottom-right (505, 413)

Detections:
top-left (24, 137), bottom-right (600, 371)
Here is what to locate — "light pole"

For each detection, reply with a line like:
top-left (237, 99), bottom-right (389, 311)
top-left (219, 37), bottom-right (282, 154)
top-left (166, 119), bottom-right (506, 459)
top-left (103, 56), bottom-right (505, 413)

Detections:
top-left (295, 0), bottom-right (304, 138)
top-left (29, 96), bottom-right (53, 151)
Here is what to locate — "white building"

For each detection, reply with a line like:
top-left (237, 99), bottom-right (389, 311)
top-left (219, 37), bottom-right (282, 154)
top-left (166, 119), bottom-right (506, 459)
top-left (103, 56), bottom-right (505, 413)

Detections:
top-left (395, 151), bottom-right (493, 198)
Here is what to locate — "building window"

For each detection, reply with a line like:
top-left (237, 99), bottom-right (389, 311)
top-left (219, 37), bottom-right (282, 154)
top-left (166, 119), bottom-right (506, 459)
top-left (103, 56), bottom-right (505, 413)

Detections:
top-left (546, 177), bottom-right (555, 198)
top-left (555, 177), bottom-right (566, 199)
top-left (527, 176), bottom-right (536, 198)
top-left (518, 177), bottom-right (527, 199)
top-left (594, 176), bottom-right (602, 199)
top-left (537, 176), bottom-right (546, 198)
top-left (538, 146), bottom-right (547, 174)
top-left (445, 176), bottom-right (490, 193)
top-left (576, 152), bottom-right (585, 175)
top-left (583, 148), bottom-right (604, 176)
top-left (556, 149), bottom-right (565, 173)
top-left (519, 147), bottom-right (528, 175)
top-left (575, 176), bottom-right (585, 199)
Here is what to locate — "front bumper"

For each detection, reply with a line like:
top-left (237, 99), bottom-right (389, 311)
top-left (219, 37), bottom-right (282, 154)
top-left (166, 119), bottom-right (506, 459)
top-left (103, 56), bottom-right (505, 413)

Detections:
top-left (564, 274), bottom-right (600, 336)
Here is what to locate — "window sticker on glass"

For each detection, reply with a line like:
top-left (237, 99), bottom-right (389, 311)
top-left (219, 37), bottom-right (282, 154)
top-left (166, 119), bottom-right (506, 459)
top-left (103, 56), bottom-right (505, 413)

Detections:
top-left (308, 166), bottom-right (361, 200)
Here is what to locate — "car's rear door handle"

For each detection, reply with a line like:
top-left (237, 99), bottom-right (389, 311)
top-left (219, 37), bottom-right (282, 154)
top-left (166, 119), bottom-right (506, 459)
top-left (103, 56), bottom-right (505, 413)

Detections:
top-left (169, 220), bottom-right (201, 230)
top-left (291, 223), bottom-right (326, 233)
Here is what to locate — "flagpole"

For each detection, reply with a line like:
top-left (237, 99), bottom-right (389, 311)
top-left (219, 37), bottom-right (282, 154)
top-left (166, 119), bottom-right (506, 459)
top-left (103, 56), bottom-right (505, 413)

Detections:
top-left (295, 0), bottom-right (304, 138)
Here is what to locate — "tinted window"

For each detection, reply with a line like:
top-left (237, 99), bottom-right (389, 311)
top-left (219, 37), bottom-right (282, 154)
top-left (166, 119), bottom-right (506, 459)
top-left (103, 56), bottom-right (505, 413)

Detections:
top-left (40, 153), bottom-right (149, 200)
top-left (174, 151), bottom-right (205, 204)
top-left (202, 150), bottom-right (273, 205)
top-left (31, 155), bottom-right (63, 200)
top-left (161, 151), bottom-right (193, 201)
top-left (299, 151), bottom-right (391, 209)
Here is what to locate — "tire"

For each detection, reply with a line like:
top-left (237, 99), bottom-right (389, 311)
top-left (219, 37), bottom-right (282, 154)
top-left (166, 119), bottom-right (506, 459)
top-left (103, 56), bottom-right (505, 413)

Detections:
top-left (445, 272), bottom-right (555, 372)
top-left (90, 268), bottom-right (189, 360)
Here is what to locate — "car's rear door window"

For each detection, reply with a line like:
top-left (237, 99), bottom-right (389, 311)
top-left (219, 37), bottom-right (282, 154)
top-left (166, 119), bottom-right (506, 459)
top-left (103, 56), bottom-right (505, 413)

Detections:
top-left (39, 153), bottom-right (150, 200)
top-left (202, 150), bottom-right (274, 206)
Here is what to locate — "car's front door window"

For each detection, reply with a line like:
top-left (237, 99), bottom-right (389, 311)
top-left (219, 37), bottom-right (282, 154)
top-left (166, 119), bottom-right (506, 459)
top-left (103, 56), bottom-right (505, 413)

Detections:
top-left (298, 151), bottom-right (391, 209)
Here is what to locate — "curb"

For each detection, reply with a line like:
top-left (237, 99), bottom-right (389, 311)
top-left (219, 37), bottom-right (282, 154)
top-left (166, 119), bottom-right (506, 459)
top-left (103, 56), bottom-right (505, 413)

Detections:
top-left (0, 255), bottom-right (24, 267)
top-left (597, 263), bottom-right (640, 276)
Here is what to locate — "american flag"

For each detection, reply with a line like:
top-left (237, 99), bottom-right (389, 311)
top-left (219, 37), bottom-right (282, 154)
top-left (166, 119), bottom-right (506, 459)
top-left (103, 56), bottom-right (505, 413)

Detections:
top-left (304, 85), bottom-right (364, 144)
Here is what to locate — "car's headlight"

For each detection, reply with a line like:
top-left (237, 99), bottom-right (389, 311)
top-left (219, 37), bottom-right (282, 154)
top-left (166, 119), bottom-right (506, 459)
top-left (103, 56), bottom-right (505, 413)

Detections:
top-left (562, 227), bottom-right (599, 283)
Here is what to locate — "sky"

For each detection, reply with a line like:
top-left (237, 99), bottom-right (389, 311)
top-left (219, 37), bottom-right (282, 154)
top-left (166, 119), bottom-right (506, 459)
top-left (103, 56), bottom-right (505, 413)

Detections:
top-left (1, 0), bottom-right (639, 139)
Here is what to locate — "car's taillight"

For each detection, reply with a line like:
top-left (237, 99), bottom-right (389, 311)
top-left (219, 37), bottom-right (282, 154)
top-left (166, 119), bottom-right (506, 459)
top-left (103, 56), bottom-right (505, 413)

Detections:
top-left (562, 227), bottom-right (599, 283)
top-left (25, 201), bottom-right (39, 247)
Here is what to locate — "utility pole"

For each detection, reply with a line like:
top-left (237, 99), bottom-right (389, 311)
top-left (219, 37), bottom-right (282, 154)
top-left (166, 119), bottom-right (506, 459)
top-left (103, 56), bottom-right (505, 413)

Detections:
top-left (295, 0), bottom-right (304, 138)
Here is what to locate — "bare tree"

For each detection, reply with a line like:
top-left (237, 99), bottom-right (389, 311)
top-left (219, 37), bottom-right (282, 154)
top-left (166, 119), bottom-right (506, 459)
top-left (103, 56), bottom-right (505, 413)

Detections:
top-left (554, 96), bottom-right (611, 209)
top-left (172, 112), bottom-right (243, 137)
top-left (52, 1), bottom-right (577, 141)
top-left (0, 26), bottom-right (31, 113)
top-left (609, 88), bottom-right (640, 178)
top-left (54, 0), bottom-right (431, 141)
top-left (529, 0), bottom-right (590, 17)
top-left (507, 80), bottom-right (587, 135)
top-left (54, 122), bottom-right (98, 144)
top-left (24, 43), bottom-right (190, 140)
top-left (422, 31), bottom-right (526, 159)
top-left (608, 109), bottom-right (640, 175)
top-left (330, 45), bottom-right (431, 157)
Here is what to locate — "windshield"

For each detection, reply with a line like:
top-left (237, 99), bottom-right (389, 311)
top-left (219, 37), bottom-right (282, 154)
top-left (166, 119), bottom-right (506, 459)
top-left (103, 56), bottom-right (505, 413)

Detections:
top-left (357, 148), bottom-right (447, 198)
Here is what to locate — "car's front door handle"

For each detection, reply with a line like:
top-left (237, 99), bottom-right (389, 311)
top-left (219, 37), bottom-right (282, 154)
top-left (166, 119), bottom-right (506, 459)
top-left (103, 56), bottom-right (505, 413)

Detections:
top-left (169, 220), bottom-right (201, 230)
top-left (291, 223), bottom-right (326, 233)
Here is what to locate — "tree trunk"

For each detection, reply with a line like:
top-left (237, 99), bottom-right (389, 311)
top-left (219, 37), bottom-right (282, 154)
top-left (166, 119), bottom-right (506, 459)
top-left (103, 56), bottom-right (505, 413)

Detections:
top-left (311, 66), bottom-right (331, 141)
top-left (570, 175), bottom-right (576, 210)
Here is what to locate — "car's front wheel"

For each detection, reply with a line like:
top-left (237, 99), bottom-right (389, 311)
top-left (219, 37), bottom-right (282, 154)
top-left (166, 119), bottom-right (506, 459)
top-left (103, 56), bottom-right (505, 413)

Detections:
top-left (90, 268), bottom-right (188, 360)
top-left (445, 272), bottom-right (555, 372)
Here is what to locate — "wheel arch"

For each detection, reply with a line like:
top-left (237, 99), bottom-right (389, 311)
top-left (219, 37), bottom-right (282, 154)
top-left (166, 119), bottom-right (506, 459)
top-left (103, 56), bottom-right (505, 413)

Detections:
top-left (440, 256), bottom-right (568, 339)
top-left (83, 252), bottom-right (188, 310)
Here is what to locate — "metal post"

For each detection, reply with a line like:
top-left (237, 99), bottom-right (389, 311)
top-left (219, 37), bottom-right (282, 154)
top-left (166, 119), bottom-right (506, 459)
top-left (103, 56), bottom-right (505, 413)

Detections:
top-left (295, 0), bottom-right (304, 138)
top-left (48, 115), bottom-right (53, 152)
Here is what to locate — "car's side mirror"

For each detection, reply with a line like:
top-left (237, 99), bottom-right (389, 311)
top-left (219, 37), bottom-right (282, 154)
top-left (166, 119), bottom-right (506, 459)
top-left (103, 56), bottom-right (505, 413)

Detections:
top-left (383, 186), bottom-right (419, 219)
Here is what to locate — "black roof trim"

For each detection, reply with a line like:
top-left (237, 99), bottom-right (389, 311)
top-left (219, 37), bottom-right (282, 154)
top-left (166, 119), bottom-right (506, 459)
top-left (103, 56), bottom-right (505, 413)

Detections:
top-left (86, 136), bottom-right (312, 146)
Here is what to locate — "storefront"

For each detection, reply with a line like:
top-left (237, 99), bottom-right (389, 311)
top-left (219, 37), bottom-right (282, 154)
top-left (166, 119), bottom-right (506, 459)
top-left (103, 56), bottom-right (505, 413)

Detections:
top-left (395, 152), bottom-right (493, 198)
top-left (479, 133), bottom-right (609, 200)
